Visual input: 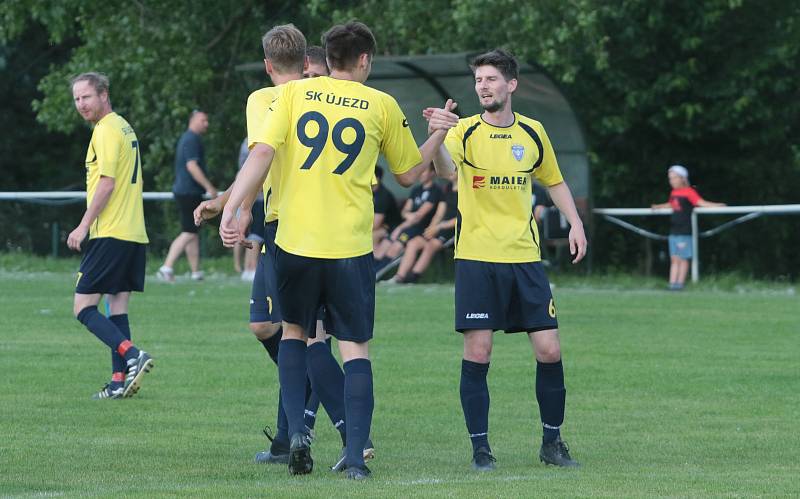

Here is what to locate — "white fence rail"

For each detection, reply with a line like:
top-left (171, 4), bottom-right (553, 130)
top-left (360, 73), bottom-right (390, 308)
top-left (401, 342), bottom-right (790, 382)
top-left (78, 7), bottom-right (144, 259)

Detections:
top-left (594, 204), bottom-right (800, 282)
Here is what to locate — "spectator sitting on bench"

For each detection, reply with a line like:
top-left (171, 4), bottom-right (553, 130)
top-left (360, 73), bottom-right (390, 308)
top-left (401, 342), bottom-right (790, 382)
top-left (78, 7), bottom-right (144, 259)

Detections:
top-left (375, 164), bottom-right (441, 272)
top-left (387, 174), bottom-right (457, 284)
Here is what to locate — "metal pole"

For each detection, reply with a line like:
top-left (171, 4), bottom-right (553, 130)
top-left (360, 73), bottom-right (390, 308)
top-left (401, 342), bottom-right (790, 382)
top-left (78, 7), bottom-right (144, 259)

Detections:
top-left (691, 211), bottom-right (699, 283)
top-left (51, 222), bottom-right (59, 258)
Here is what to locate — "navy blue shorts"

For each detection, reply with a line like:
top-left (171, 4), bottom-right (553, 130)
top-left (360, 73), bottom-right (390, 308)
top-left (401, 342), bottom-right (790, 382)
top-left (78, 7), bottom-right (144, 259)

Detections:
top-left (455, 259), bottom-right (557, 333)
top-left (76, 238), bottom-right (146, 295)
top-left (247, 202), bottom-right (266, 243)
top-left (276, 248), bottom-right (374, 343)
top-left (394, 225), bottom-right (423, 245)
top-left (175, 194), bottom-right (203, 234)
top-left (250, 221), bottom-right (281, 323)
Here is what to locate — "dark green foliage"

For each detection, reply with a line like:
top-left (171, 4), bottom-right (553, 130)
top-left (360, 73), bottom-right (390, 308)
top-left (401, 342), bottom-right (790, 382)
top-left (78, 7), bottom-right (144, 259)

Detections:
top-left (2, 1), bottom-right (799, 276)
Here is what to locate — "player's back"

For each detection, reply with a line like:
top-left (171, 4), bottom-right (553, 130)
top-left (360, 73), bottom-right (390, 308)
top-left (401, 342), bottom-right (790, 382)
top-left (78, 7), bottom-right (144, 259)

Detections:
top-left (262, 76), bottom-right (419, 259)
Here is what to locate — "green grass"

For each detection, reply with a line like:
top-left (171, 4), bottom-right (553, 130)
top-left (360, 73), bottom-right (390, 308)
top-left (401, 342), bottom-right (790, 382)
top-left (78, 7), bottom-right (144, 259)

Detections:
top-left (1, 267), bottom-right (798, 497)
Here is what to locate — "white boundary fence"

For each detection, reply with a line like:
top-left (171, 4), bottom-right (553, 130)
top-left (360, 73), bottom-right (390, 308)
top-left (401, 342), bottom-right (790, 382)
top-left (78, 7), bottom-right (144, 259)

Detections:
top-left (3, 192), bottom-right (799, 282)
top-left (594, 205), bottom-right (800, 282)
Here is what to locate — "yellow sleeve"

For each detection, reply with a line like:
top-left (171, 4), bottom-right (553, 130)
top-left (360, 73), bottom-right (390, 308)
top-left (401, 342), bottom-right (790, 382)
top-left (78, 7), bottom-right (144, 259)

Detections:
top-left (255, 87), bottom-right (290, 151)
top-left (95, 123), bottom-right (122, 178)
top-left (532, 124), bottom-right (564, 187)
top-left (247, 89), bottom-right (278, 149)
top-left (380, 96), bottom-right (421, 175)
top-left (443, 120), bottom-right (465, 168)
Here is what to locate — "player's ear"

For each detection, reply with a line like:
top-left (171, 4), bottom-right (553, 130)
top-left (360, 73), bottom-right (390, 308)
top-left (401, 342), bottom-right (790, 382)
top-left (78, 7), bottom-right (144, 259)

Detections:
top-left (264, 59), bottom-right (272, 74)
top-left (304, 55), bottom-right (310, 71)
top-left (507, 78), bottom-right (518, 93)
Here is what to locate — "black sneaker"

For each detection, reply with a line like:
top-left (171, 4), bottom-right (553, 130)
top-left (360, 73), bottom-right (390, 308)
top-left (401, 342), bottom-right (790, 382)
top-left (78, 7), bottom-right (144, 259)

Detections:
top-left (472, 447), bottom-right (496, 471)
top-left (91, 383), bottom-right (123, 400)
top-left (254, 426), bottom-right (289, 464)
top-left (330, 437), bottom-right (376, 472)
top-left (288, 432), bottom-right (313, 475)
top-left (344, 465), bottom-right (371, 481)
top-left (123, 351), bottom-right (154, 398)
top-left (539, 436), bottom-right (580, 467)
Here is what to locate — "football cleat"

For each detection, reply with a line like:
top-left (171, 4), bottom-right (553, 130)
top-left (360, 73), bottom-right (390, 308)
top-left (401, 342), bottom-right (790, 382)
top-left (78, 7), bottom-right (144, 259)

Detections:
top-left (156, 267), bottom-right (175, 283)
top-left (330, 437), bottom-right (375, 472)
top-left (123, 351), bottom-right (154, 398)
top-left (539, 436), bottom-right (580, 467)
top-left (287, 432), bottom-right (313, 475)
top-left (91, 383), bottom-right (123, 400)
top-left (472, 447), bottom-right (496, 471)
top-left (254, 426), bottom-right (289, 464)
top-left (344, 465), bottom-right (371, 481)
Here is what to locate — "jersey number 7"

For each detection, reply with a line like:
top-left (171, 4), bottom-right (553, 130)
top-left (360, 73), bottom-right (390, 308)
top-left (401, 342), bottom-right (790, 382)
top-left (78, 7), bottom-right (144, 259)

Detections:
top-left (296, 111), bottom-right (365, 175)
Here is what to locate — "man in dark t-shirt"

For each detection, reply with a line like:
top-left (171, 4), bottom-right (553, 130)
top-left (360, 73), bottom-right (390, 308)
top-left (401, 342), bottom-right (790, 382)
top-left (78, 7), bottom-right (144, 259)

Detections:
top-left (158, 110), bottom-right (218, 282)
top-left (651, 165), bottom-right (725, 290)
top-left (372, 166), bottom-right (401, 250)
top-left (379, 165), bottom-right (442, 266)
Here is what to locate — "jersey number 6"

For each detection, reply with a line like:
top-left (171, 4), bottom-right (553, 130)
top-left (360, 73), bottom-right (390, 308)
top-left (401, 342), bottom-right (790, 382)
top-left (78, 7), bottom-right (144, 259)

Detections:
top-left (296, 111), bottom-right (365, 175)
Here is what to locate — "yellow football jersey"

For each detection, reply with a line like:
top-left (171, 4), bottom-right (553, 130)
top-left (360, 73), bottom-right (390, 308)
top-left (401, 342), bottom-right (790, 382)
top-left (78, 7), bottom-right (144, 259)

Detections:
top-left (246, 86), bottom-right (283, 223)
top-left (444, 113), bottom-right (563, 263)
top-left (84, 112), bottom-right (148, 243)
top-left (255, 76), bottom-right (421, 258)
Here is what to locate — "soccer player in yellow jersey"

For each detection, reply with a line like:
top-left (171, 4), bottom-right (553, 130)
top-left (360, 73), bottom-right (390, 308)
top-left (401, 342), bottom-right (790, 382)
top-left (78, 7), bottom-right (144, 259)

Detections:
top-left (68, 72), bottom-right (154, 400)
top-left (193, 27), bottom-right (362, 467)
top-left (427, 49), bottom-right (587, 470)
top-left (221, 21), bottom-right (458, 479)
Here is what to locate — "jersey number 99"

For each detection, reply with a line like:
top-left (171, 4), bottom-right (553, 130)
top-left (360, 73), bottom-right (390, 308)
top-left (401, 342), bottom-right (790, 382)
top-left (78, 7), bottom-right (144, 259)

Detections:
top-left (296, 111), bottom-right (365, 175)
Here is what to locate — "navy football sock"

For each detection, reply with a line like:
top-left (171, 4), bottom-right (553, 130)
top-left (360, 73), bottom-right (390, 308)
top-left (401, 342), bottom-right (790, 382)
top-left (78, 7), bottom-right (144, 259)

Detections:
top-left (277, 339), bottom-right (307, 438)
top-left (307, 342), bottom-right (347, 445)
top-left (108, 314), bottom-right (130, 376)
top-left (259, 327), bottom-right (282, 365)
top-left (536, 360), bottom-right (566, 444)
top-left (304, 338), bottom-right (331, 430)
top-left (343, 358), bottom-right (373, 468)
top-left (274, 389), bottom-right (290, 445)
top-left (77, 306), bottom-right (139, 360)
top-left (460, 359), bottom-right (491, 453)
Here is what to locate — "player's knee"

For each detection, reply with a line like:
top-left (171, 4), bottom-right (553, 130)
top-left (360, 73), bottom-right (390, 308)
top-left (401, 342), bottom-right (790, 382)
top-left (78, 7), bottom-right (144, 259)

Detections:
top-left (537, 343), bottom-right (562, 363)
top-left (249, 321), bottom-right (279, 339)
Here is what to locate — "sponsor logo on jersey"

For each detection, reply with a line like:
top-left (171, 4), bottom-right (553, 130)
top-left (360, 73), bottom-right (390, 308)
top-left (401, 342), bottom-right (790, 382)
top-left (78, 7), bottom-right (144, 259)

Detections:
top-left (465, 312), bottom-right (489, 319)
top-left (488, 175), bottom-right (528, 191)
top-left (490, 133), bottom-right (512, 139)
top-left (472, 175), bottom-right (486, 189)
top-left (511, 144), bottom-right (525, 161)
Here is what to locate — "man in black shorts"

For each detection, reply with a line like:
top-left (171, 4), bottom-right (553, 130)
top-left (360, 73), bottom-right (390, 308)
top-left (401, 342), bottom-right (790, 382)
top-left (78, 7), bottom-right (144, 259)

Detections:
top-left (69, 72), bottom-right (154, 399)
top-left (158, 110), bottom-right (217, 282)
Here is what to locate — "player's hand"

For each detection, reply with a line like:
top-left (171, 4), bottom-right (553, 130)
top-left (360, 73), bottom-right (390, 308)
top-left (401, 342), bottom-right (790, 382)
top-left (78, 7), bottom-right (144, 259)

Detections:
top-left (219, 208), bottom-right (240, 248)
top-left (194, 199), bottom-right (222, 226)
top-left (425, 99), bottom-right (459, 135)
top-left (237, 208), bottom-right (254, 249)
top-left (423, 224), bottom-right (439, 239)
top-left (568, 223), bottom-right (588, 264)
top-left (390, 226), bottom-right (403, 241)
top-left (67, 224), bottom-right (88, 251)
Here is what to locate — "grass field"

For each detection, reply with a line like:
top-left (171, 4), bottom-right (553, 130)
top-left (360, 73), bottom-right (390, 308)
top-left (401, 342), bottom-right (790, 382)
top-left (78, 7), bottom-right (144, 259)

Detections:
top-left (1, 264), bottom-right (798, 497)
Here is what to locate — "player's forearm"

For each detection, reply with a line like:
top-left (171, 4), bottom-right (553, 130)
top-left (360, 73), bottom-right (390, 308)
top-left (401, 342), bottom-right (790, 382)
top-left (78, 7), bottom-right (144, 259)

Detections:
top-left (432, 144), bottom-right (455, 179)
top-left (547, 182), bottom-right (583, 228)
top-left (651, 202), bottom-right (671, 209)
top-left (225, 144), bottom-right (274, 215)
top-left (79, 176), bottom-right (115, 229)
top-left (440, 217), bottom-right (456, 230)
top-left (373, 214), bottom-right (385, 230)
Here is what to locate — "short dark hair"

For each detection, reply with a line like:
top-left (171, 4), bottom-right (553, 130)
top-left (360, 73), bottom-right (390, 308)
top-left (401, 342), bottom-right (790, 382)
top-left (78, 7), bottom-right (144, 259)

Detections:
top-left (322, 21), bottom-right (376, 71)
top-left (470, 49), bottom-right (519, 81)
top-left (262, 24), bottom-right (307, 74)
top-left (71, 72), bottom-right (110, 95)
top-left (306, 45), bottom-right (328, 70)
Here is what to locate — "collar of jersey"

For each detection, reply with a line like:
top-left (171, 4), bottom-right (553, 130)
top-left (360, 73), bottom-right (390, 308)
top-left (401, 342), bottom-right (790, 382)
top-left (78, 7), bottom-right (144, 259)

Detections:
top-left (479, 112), bottom-right (517, 129)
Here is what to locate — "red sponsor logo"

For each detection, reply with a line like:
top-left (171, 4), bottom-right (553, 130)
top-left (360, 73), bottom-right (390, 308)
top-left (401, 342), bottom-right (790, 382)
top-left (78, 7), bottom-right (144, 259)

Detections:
top-left (472, 176), bottom-right (485, 189)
